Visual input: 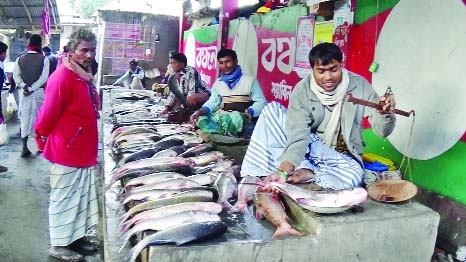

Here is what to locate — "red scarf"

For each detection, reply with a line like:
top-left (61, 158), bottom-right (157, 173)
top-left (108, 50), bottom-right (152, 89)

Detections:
top-left (27, 46), bottom-right (42, 53)
top-left (63, 55), bottom-right (100, 118)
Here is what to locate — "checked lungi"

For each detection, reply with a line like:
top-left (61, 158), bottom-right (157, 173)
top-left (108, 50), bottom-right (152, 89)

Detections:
top-left (48, 163), bottom-right (99, 246)
top-left (240, 102), bottom-right (363, 190)
top-left (19, 89), bottom-right (44, 138)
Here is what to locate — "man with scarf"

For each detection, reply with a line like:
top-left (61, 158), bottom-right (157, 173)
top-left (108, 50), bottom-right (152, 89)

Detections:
top-left (162, 52), bottom-right (210, 114)
top-left (13, 34), bottom-right (50, 157)
top-left (241, 43), bottom-right (396, 190)
top-left (35, 28), bottom-right (100, 261)
top-left (190, 49), bottom-right (267, 136)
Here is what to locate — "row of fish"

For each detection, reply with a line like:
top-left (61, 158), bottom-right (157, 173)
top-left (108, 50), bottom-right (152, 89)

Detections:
top-left (107, 92), bottom-right (235, 261)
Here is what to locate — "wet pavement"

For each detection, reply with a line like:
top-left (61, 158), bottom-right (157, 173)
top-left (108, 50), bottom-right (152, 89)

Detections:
top-left (0, 106), bottom-right (104, 262)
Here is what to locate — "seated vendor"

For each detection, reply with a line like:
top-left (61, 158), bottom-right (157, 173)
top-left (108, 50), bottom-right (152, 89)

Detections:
top-left (113, 59), bottom-right (145, 89)
top-left (240, 43), bottom-right (396, 190)
top-left (162, 52), bottom-right (210, 114)
top-left (190, 49), bottom-right (267, 136)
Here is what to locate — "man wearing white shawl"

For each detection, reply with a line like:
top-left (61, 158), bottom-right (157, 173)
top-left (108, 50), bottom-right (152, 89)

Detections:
top-left (241, 43), bottom-right (396, 190)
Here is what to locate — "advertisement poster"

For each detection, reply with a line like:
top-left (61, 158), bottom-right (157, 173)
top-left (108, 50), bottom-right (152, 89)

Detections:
top-left (294, 16), bottom-right (315, 71)
top-left (313, 21), bottom-right (334, 46)
top-left (183, 26), bottom-right (219, 88)
top-left (104, 22), bottom-right (154, 74)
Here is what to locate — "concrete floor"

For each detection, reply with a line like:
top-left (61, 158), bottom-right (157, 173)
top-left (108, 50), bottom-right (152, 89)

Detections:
top-left (0, 108), bottom-right (103, 262)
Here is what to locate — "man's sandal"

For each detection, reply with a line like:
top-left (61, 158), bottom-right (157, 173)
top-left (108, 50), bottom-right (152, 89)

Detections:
top-left (49, 247), bottom-right (84, 262)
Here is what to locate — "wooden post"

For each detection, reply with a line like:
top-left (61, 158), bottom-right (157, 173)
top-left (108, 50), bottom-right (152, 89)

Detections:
top-left (215, 0), bottom-right (238, 76)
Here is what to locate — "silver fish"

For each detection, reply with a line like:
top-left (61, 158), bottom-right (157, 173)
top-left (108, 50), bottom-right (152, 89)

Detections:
top-left (122, 172), bottom-right (186, 190)
top-left (121, 188), bottom-right (211, 205)
top-left (119, 210), bottom-right (220, 252)
top-left (186, 173), bottom-right (216, 186)
top-left (188, 151), bottom-right (224, 166)
top-left (123, 178), bottom-right (201, 197)
top-left (120, 194), bottom-right (212, 223)
top-left (120, 202), bottom-right (222, 233)
top-left (125, 221), bottom-right (228, 262)
top-left (214, 170), bottom-right (238, 208)
top-left (110, 157), bottom-right (193, 184)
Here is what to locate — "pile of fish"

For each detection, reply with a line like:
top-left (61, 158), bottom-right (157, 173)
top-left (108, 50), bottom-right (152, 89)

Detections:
top-left (107, 90), bottom-right (239, 260)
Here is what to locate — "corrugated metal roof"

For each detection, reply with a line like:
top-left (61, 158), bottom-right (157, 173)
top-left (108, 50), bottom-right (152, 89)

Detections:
top-left (0, 0), bottom-right (60, 31)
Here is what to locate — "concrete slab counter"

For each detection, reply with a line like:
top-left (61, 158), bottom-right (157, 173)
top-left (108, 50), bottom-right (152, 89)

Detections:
top-left (147, 199), bottom-right (439, 262)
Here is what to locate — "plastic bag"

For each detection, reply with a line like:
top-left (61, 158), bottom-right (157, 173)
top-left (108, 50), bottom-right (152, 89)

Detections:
top-left (0, 123), bottom-right (9, 146)
top-left (6, 93), bottom-right (18, 114)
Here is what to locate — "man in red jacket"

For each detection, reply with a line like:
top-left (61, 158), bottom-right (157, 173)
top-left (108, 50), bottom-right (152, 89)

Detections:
top-left (35, 28), bottom-right (99, 261)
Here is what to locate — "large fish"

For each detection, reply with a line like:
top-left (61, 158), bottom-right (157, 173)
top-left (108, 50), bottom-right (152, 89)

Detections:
top-left (120, 202), bottom-right (222, 233)
top-left (214, 170), bottom-right (238, 208)
top-left (160, 132), bottom-right (203, 146)
top-left (125, 221), bottom-right (228, 262)
top-left (122, 178), bottom-right (202, 198)
top-left (111, 133), bottom-right (162, 149)
top-left (231, 176), bottom-right (261, 213)
top-left (151, 148), bottom-right (179, 158)
top-left (188, 151), bottom-right (224, 166)
top-left (263, 182), bottom-right (367, 208)
top-left (122, 172), bottom-right (186, 190)
top-left (120, 194), bottom-right (212, 223)
top-left (110, 157), bottom-right (194, 184)
top-left (186, 173), bottom-right (216, 186)
top-left (116, 148), bottom-right (162, 168)
top-left (152, 138), bottom-right (184, 150)
top-left (119, 211), bottom-right (221, 252)
top-left (178, 143), bottom-right (215, 157)
top-left (110, 126), bottom-right (157, 142)
top-left (254, 192), bottom-right (303, 239)
top-left (121, 188), bottom-right (213, 205)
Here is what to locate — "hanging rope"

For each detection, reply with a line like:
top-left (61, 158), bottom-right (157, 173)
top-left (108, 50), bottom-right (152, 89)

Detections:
top-left (399, 111), bottom-right (416, 182)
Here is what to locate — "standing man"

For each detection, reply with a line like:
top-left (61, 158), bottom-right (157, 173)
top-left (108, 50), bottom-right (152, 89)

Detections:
top-left (162, 52), bottom-right (210, 114)
top-left (241, 43), bottom-right (396, 190)
top-left (13, 34), bottom-right (49, 157)
top-left (0, 41), bottom-right (8, 173)
top-left (42, 46), bottom-right (58, 75)
top-left (113, 59), bottom-right (145, 89)
top-left (190, 49), bottom-right (267, 136)
top-left (35, 28), bottom-right (100, 261)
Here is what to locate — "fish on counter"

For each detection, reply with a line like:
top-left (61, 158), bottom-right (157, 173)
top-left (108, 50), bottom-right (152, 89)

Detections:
top-left (122, 172), bottom-right (187, 190)
top-left (110, 126), bottom-right (158, 142)
top-left (109, 157), bottom-right (194, 184)
top-left (125, 221), bottom-right (228, 262)
top-left (188, 151), bottom-right (224, 166)
top-left (120, 202), bottom-right (223, 233)
top-left (254, 192), bottom-right (303, 239)
top-left (119, 210), bottom-right (221, 252)
top-left (214, 170), bottom-right (238, 208)
top-left (261, 182), bottom-right (368, 208)
top-left (115, 148), bottom-right (163, 167)
top-left (231, 176), bottom-right (262, 213)
top-left (121, 178), bottom-right (202, 198)
top-left (185, 173), bottom-right (217, 186)
top-left (178, 143), bottom-right (215, 158)
top-left (122, 189), bottom-right (214, 205)
top-left (110, 133), bottom-right (162, 149)
top-left (120, 194), bottom-right (213, 223)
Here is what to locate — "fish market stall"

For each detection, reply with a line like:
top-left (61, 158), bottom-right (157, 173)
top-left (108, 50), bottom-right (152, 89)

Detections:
top-left (101, 87), bottom-right (439, 262)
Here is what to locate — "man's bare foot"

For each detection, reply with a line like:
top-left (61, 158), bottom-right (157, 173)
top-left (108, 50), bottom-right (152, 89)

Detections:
top-left (287, 168), bottom-right (315, 184)
top-left (49, 246), bottom-right (83, 261)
